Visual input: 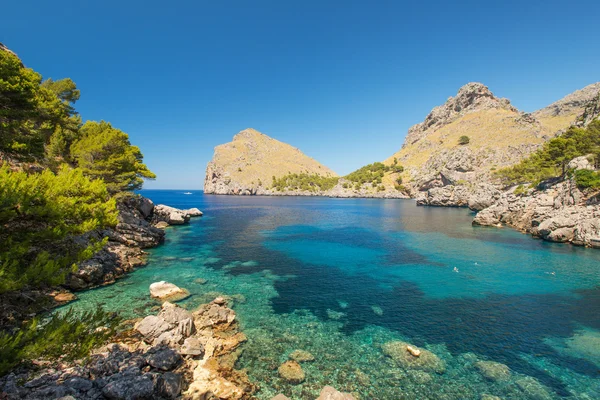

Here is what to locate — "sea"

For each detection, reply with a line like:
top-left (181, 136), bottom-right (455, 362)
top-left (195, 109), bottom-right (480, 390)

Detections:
top-left (65, 190), bottom-right (600, 399)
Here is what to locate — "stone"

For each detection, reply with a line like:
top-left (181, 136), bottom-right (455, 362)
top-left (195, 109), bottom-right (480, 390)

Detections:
top-left (177, 317), bottom-right (196, 337)
top-left (406, 345), bottom-right (421, 357)
top-left (54, 292), bottom-right (77, 302)
top-left (101, 373), bottom-right (154, 400)
top-left (316, 385), bottom-right (357, 400)
top-left (135, 315), bottom-right (173, 342)
top-left (180, 337), bottom-right (204, 356)
top-left (155, 221), bottom-right (169, 229)
top-left (149, 281), bottom-right (188, 300)
top-left (153, 205), bottom-right (191, 225)
top-left (145, 347), bottom-right (182, 371)
top-left (475, 360), bottom-right (511, 381)
top-left (271, 395), bottom-right (292, 400)
top-left (278, 360), bottom-right (305, 384)
top-left (289, 349), bottom-right (315, 363)
top-left (158, 301), bottom-right (193, 324)
top-left (157, 372), bottom-right (183, 399)
top-left (186, 207), bottom-right (203, 217)
top-left (382, 341), bottom-right (446, 373)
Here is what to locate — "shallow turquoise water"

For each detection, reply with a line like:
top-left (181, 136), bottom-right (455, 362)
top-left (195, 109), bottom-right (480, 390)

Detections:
top-left (65, 191), bottom-right (600, 399)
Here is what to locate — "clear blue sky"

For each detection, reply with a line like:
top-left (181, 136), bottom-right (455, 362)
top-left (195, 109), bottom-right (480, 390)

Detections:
top-left (3, 1), bottom-right (599, 189)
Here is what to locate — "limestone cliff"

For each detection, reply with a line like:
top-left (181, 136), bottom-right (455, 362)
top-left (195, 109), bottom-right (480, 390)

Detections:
top-left (204, 128), bottom-right (337, 195)
top-left (389, 82), bottom-right (600, 204)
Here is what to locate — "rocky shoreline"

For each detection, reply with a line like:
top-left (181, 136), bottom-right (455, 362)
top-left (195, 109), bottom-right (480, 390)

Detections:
top-left (0, 292), bottom-right (356, 400)
top-left (416, 157), bottom-right (600, 248)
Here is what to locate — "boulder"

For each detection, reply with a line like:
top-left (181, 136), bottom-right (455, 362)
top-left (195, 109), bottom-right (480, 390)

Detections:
top-left (145, 347), bottom-right (182, 371)
top-left (135, 315), bottom-right (173, 343)
top-left (516, 377), bottom-right (552, 400)
top-left (186, 208), bottom-right (203, 217)
top-left (278, 360), bottom-right (305, 384)
top-left (153, 205), bottom-right (191, 225)
top-left (180, 337), bottom-right (204, 356)
top-left (53, 292), bottom-right (77, 303)
top-left (101, 373), bottom-right (154, 400)
top-left (149, 281), bottom-right (188, 300)
top-left (475, 360), bottom-right (511, 382)
top-left (158, 301), bottom-right (193, 324)
top-left (157, 372), bottom-right (183, 399)
top-left (382, 341), bottom-right (446, 373)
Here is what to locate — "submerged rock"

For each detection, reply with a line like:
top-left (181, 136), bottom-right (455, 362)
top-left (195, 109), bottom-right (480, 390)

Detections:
top-left (516, 377), bottom-right (553, 400)
top-left (475, 360), bottom-right (511, 381)
top-left (316, 385), bottom-right (357, 400)
top-left (278, 360), bottom-right (305, 384)
top-left (289, 349), bottom-right (315, 363)
top-left (382, 341), bottom-right (446, 374)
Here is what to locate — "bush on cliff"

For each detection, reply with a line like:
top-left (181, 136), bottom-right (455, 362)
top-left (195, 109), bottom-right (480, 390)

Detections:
top-left (0, 307), bottom-right (119, 376)
top-left (496, 120), bottom-right (600, 185)
top-left (0, 164), bottom-right (118, 293)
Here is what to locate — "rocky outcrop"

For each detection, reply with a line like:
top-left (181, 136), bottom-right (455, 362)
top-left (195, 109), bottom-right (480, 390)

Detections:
top-left (473, 175), bottom-right (600, 247)
top-left (149, 282), bottom-right (189, 301)
top-left (66, 197), bottom-right (202, 291)
top-left (402, 82), bottom-right (518, 147)
top-left (0, 298), bottom-right (255, 400)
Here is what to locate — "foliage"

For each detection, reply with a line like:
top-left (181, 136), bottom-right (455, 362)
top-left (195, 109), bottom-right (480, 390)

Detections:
top-left (513, 184), bottom-right (528, 196)
top-left (271, 173), bottom-right (339, 192)
top-left (0, 50), bottom-right (79, 158)
top-left (496, 120), bottom-right (600, 185)
top-left (458, 135), bottom-right (470, 145)
top-left (345, 162), bottom-right (389, 184)
top-left (0, 307), bottom-right (119, 376)
top-left (71, 121), bottom-right (156, 194)
top-left (0, 164), bottom-right (118, 293)
top-left (574, 169), bottom-right (600, 190)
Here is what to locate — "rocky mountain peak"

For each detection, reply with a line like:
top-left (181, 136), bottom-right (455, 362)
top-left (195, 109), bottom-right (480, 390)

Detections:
top-left (233, 128), bottom-right (264, 141)
top-left (403, 82), bottom-right (517, 147)
top-left (534, 82), bottom-right (600, 118)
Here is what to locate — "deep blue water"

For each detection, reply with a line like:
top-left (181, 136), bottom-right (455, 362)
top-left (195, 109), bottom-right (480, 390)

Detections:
top-left (67, 190), bottom-right (600, 399)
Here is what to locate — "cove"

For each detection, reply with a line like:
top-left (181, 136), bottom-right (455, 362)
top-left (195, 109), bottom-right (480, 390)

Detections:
top-left (66, 190), bottom-right (600, 399)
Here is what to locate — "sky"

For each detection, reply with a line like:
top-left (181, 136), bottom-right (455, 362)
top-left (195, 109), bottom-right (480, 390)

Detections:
top-left (3, 1), bottom-right (600, 189)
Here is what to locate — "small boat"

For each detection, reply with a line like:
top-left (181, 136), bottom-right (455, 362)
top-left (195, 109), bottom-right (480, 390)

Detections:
top-left (183, 192), bottom-right (193, 195)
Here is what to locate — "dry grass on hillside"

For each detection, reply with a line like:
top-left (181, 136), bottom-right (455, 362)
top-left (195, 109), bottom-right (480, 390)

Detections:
top-left (211, 129), bottom-right (337, 188)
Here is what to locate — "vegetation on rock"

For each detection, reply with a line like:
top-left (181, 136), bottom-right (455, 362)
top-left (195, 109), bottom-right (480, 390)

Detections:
top-left (458, 135), bottom-right (470, 145)
top-left (496, 120), bottom-right (600, 186)
top-left (0, 165), bottom-right (118, 293)
top-left (271, 172), bottom-right (339, 192)
top-left (0, 307), bottom-right (119, 375)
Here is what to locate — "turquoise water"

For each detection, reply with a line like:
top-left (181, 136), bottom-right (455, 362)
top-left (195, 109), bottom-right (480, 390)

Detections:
top-left (66, 191), bottom-right (600, 399)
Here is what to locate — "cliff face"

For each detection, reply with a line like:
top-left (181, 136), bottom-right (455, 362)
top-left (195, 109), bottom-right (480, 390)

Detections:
top-left (204, 128), bottom-right (337, 195)
top-left (391, 82), bottom-right (600, 204)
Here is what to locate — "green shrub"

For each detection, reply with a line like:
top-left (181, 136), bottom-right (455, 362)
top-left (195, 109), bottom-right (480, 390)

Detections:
top-left (0, 307), bottom-right (119, 376)
top-left (270, 173), bottom-right (339, 192)
top-left (0, 164), bottom-right (117, 293)
top-left (514, 184), bottom-right (527, 196)
top-left (574, 169), bottom-right (600, 190)
top-left (458, 135), bottom-right (470, 145)
top-left (496, 120), bottom-right (600, 185)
